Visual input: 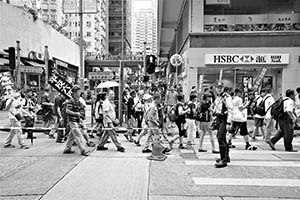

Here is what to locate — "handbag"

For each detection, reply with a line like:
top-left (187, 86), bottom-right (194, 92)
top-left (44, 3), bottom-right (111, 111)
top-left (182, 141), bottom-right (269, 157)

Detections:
top-left (11, 111), bottom-right (23, 121)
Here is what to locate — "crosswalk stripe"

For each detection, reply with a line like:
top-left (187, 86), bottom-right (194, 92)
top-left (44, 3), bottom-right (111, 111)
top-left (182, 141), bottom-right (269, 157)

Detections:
top-left (193, 178), bottom-right (300, 187)
top-left (185, 160), bottom-right (300, 167)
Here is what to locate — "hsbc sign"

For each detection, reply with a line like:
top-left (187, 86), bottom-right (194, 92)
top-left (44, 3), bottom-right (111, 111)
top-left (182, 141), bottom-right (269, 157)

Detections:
top-left (205, 54), bottom-right (289, 65)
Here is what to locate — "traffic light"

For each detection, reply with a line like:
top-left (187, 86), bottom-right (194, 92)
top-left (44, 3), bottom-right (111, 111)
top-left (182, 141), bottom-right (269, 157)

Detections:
top-left (4, 47), bottom-right (16, 70)
top-left (146, 55), bottom-right (156, 74)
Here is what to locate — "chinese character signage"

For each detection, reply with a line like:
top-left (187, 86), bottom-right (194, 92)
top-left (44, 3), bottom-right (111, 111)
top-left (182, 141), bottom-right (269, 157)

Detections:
top-left (252, 67), bottom-right (268, 92)
top-left (48, 70), bottom-right (73, 99)
top-left (205, 54), bottom-right (289, 65)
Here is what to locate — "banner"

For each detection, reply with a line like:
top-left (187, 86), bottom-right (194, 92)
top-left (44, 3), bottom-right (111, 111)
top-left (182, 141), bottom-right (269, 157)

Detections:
top-left (252, 67), bottom-right (267, 92)
top-left (48, 70), bottom-right (73, 99)
top-left (206, 0), bottom-right (230, 5)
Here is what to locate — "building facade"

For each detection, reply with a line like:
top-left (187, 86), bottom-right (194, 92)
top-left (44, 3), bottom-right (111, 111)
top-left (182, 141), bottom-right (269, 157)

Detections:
top-left (108, 0), bottom-right (132, 56)
top-left (161, 0), bottom-right (300, 99)
top-left (64, 0), bottom-right (109, 59)
top-left (133, 8), bottom-right (157, 55)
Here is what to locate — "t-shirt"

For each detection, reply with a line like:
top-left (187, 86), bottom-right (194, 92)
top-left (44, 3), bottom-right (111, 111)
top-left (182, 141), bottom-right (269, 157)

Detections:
top-left (127, 97), bottom-right (135, 116)
top-left (232, 96), bottom-right (247, 122)
top-left (144, 102), bottom-right (159, 127)
top-left (175, 102), bottom-right (185, 124)
top-left (198, 102), bottom-right (211, 122)
top-left (186, 102), bottom-right (196, 119)
top-left (66, 98), bottom-right (84, 122)
top-left (6, 98), bottom-right (22, 120)
top-left (41, 93), bottom-right (52, 111)
top-left (103, 98), bottom-right (116, 126)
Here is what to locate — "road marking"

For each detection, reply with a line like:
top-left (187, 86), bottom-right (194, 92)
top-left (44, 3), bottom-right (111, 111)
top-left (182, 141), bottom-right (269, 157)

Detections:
top-left (185, 160), bottom-right (300, 167)
top-left (193, 178), bottom-right (300, 187)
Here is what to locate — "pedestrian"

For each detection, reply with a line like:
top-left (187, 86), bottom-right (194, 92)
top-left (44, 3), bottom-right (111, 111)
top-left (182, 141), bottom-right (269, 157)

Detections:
top-left (63, 85), bottom-right (90, 156)
top-left (186, 94), bottom-right (197, 145)
top-left (53, 93), bottom-right (66, 143)
top-left (134, 90), bottom-right (144, 134)
top-left (126, 90), bottom-right (136, 142)
top-left (251, 91), bottom-right (265, 140)
top-left (89, 92), bottom-right (106, 138)
top-left (212, 84), bottom-right (233, 168)
top-left (96, 90), bottom-right (125, 152)
top-left (228, 88), bottom-right (257, 150)
top-left (40, 87), bottom-right (55, 138)
top-left (262, 88), bottom-right (275, 144)
top-left (142, 94), bottom-right (171, 153)
top-left (4, 91), bottom-right (30, 149)
top-left (197, 94), bottom-right (218, 153)
top-left (268, 89), bottom-right (298, 152)
top-left (21, 90), bottom-right (36, 139)
top-left (170, 94), bottom-right (190, 149)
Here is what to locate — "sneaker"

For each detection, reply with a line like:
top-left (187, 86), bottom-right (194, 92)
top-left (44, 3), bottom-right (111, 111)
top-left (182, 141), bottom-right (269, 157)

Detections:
top-left (20, 145), bottom-right (30, 149)
top-left (178, 144), bottom-right (187, 149)
top-left (216, 157), bottom-right (230, 163)
top-left (86, 141), bottom-right (96, 147)
top-left (134, 140), bottom-right (141, 146)
top-left (266, 141), bottom-right (276, 150)
top-left (97, 146), bottom-right (108, 151)
top-left (81, 150), bottom-right (90, 156)
top-left (142, 148), bottom-right (152, 153)
top-left (117, 146), bottom-right (125, 152)
top-left (215, 160), bottom-right (227, 168)
top-left (63, 149), bottom-right (75, 154)
top-left (228, 144), bottom-right (236, 148)
top-left (4, 144), bottom-right (15, 148)
top-left (198, 149), bottom-right (207, 152)
top-left (212, 150), bottom-right (219, 154)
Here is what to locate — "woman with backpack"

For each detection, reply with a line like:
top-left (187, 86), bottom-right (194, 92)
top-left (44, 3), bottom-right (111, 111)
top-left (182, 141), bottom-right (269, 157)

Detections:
top-left (197, 94), bottom-right (219, 153)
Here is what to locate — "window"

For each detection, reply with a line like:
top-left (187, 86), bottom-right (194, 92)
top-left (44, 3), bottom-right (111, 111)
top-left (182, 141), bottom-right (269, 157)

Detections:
top-left (86, 21), bottom-right (91, 27)
top-left (75, 22), bottom-right (77, 27)
top-left (87, 32), bottom-right (91, 37)
top-left (69, 22), bottom-right (72, 26)
top-left (69, 32), bottom-right (72, 37)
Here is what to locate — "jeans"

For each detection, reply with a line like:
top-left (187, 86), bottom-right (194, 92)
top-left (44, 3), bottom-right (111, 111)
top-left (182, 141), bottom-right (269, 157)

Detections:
top-left (216, 115), bottom-right (229, 161)
top-left (264, 118), bottom-right (274, 142)
top-left (65, 121), bottom-right (85, 152)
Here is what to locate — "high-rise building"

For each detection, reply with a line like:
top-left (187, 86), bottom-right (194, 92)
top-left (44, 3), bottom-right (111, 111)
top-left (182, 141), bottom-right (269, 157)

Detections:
top-left (39, 0), bottom-right (65, 25)
top-left (108, 0), bottom-right (132, 56)
top-left (64, 0), bottom-right (109, 58)
top-left (132, 0), bottom-right (157, 55)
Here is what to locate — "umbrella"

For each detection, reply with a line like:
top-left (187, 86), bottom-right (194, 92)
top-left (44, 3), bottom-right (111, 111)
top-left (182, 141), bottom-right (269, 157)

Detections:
top-left (96, 81), bottom-right (119, 89)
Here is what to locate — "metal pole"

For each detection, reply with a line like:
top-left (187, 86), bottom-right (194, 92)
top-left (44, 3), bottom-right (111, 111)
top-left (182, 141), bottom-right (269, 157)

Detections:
top-left (118, 0), bottom-right (124, 123)
top-left (175, 29), bottom-right (178, 85)
top-left (143, 41), bottom-right (147, 80)
top-left (16, 41), bottom-right (21, 89)
top-left (44, 45), bottom-right (49, 87)
top-left (79, 0), bottom-right (84, 90)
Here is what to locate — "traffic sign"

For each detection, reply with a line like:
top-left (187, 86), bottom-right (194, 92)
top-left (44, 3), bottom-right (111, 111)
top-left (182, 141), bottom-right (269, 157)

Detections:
top-left (170, 54), bottom-right (183, 67)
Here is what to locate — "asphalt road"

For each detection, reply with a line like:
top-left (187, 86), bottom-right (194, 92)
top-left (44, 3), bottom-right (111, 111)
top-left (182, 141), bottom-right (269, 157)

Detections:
top-left (1, 109), bottom-right (300, 200)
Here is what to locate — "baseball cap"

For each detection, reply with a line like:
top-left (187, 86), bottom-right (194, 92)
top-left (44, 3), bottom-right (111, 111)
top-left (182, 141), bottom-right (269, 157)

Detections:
top-left (72, 85), bottom-right (81, 93)
top-left (143, 93), bottom-right (153, 100)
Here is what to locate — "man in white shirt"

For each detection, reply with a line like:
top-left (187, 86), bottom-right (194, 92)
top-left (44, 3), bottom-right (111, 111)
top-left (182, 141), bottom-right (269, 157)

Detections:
top-left (263, 88), bottom-right (275, 144)
top-left (97, 90), bottom-right (125, 152)
top-left (252, 92), bottom-right (265, 140)
top-left (295, 87), bottom-right (300, 115)
top-left (269, 89), bottom-right (298, 152)
top-left (4, 91), bottom-right (30, 149)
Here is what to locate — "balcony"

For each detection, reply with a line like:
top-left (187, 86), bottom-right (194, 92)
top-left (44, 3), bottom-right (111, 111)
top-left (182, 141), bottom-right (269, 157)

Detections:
top-left (49, 3), bottom-right (57, 10)
top-left (42, 15), bottom-right (49, 22)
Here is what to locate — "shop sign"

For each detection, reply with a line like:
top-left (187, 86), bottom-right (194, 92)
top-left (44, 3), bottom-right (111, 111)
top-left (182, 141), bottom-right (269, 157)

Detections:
top-left (20, 66), bottom-right (43, 74)
top-left (204, 15), bottom-right (234, 25)
top-left (206, 0), bottom-right (230, 5)
top-left (55, 59), bottom-right (68, 68)
top-left (205, 54), bottom-right (289, 65)
top-left (170, 54), bottom-right (183, 67)
top-left (88, 71), bottom-right (114, 80)
top-left (48, 71), bottom-right (73, 99)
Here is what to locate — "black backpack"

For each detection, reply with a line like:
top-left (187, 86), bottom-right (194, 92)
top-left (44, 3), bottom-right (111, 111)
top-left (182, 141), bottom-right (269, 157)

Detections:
top-left (270, 97), bottom-right (287, 120)
top-left (253, 96), bottom-right (270, 116)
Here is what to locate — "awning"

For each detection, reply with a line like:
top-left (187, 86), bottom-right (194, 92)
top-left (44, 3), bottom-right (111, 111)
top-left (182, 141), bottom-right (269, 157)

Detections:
top-left (22, 60), bottom-right (45, 68)
top-left (19, 65), bottom-right (43, 74)
top-left (0, 57), bottom-right (9, 65)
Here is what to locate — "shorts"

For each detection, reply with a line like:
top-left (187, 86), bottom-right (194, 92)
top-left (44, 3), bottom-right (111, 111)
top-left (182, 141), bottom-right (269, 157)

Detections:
top-left (232, 121), bottom-right (248, 136)
top-left (175, 121), bottom-right (186, 137)
top-left (254, 118), bottom-right (264, 127)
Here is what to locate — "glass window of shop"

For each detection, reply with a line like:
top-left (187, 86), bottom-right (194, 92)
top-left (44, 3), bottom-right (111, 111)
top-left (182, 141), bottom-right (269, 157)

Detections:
top-left (204, 0), bottom-right (300, 32)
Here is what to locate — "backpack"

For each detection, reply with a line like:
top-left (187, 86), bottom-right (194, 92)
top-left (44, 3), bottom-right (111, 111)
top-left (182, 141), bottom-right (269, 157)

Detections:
top-left (168, 106), bottom-right (177, 122)
top-left (253, 96), bottom-right (270, 116)
top-left (270, 97), bottom-right (287, 120)
top-left (196, 102), bottom-right (211, 122)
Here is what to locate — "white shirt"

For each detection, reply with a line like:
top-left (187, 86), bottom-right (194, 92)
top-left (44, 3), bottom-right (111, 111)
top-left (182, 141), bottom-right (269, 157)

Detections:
top-left (6, 98), bottom-right (22, 120)
top-left (283, 97), bottom-right (295, 113)
top-left (295, 94), bottom-right (300, 108)
top-left (103, 98), bottom-right (116, 126)
top-left (213, 93), bottom-right (233, 122)
top-left (264, 94), bottom-right (275, 119)
top-left (232, 96), bottom-right (247, 122)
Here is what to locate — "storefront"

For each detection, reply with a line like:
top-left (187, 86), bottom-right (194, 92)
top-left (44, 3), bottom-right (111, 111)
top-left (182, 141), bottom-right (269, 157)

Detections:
top-left (20, 58), bottom-right (45, 90)
top-left (53, 57), bottom-right (79, 84)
